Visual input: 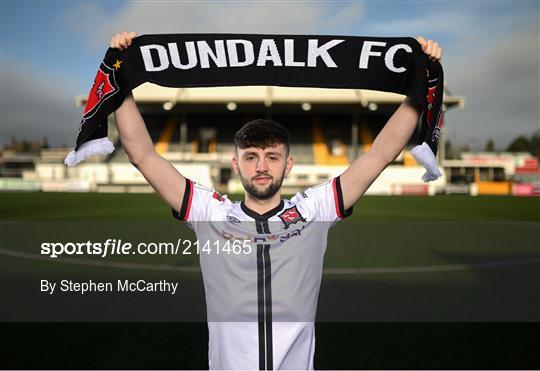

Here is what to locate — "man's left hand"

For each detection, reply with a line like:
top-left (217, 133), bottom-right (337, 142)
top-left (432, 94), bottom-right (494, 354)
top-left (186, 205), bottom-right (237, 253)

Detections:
top-left (416, 36), bottom-right (443, 61)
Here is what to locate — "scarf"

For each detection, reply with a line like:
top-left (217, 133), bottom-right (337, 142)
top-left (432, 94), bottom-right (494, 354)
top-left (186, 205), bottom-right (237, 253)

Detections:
top-left (65, 33), bottom-right (444, 181)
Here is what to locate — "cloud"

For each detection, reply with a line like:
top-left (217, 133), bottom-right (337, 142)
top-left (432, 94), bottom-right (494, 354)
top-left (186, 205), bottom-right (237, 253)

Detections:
top-left (366, 8), bottom-right (478, 38)
top-left (61, 2), bottom-right (364, 51)
top-left (41, 1), bottom-right (539, 152)
top-left (443, 21), bottom-right (539, 149)
top-left (5, 2), bottom-right (366, 148)
top-left (2, 57), bottom-right (82, 147)
top-left (365, 2), bottom-right (539, 149)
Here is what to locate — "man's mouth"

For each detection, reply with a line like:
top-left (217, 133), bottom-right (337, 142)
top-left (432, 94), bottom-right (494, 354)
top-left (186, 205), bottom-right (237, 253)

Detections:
top-left (253, 176), bottom-right (271, 184)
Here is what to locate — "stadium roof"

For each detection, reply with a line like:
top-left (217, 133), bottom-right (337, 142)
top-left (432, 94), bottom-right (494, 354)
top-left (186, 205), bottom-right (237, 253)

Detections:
top-left (77, 84), bottom-right (465, 109)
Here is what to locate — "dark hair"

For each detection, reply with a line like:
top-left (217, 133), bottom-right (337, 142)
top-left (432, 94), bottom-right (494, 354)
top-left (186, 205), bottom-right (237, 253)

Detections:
top-left (234, 119), bottom-right (290, 153)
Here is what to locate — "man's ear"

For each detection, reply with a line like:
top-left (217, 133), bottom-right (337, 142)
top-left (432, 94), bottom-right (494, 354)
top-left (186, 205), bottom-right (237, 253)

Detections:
top-left (232, 156), bottom-right (239, 175)
top-left (285, 155), bottom-right (294, 176)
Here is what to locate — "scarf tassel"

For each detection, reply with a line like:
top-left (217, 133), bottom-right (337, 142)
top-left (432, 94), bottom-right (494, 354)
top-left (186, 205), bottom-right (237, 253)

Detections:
top-left (64, 137), bottom-right (115, 166)
top-left (410, 142), bottom-right (442, 182)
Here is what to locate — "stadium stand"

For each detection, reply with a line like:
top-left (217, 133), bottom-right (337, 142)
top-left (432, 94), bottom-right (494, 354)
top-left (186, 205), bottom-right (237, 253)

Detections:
top-left (2, 85), bottom-right (478, 195)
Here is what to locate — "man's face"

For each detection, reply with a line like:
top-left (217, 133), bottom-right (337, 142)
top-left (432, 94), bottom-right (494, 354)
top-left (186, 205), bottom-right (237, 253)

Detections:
top-left (232, 143), bottom-right (293, 200)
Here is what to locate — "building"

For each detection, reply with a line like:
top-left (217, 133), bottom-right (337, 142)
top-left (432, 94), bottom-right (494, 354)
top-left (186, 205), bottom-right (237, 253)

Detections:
top-left (4, 84), bottom-right (466, 195)
top-left (444, 152), bottom-right (540, 196)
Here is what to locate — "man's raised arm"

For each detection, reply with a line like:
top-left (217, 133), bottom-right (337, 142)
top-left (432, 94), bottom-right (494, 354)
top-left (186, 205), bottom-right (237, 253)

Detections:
top-left (112, 32), bottom-right (186, 212)
top-left (340, 36), bottom-right (443, 210)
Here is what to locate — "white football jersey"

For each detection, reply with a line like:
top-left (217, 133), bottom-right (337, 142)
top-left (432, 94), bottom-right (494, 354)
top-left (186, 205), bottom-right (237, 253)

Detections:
top-left (173, 176), bottom-right (352, 370)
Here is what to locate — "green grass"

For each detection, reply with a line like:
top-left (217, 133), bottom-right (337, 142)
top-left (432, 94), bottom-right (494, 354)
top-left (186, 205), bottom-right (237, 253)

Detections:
top-left (1, 192), bottom-right (539, 220)
top-left (1, 192), bottom-right (538, 270)
top-left (1, 192), bottom-right (539, 369)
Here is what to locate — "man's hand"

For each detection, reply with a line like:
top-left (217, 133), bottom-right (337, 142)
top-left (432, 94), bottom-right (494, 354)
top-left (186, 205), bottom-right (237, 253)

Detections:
top-left (339, 37), bottom-right (443, 210)
top-left (111, 31), bottom-right (187, 216)
top-left (110, 31), bottom-right (137, 51)
top-left (416, 36), bottom-right (443, 61)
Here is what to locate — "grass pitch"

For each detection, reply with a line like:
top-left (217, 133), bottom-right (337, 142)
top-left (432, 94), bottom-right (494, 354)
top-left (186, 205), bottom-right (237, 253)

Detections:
top-left (1, 192), bottom-right (539, 368)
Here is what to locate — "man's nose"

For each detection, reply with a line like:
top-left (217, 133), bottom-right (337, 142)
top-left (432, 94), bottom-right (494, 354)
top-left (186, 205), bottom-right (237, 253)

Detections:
top-left (256, 158), bottom-right (269, 172)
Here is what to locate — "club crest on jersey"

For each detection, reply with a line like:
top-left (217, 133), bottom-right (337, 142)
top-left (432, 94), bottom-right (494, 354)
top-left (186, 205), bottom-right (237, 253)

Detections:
top-left (278, 206), bottom-right (306, 229)
top-left (82, 62), bottom-right (119, 122)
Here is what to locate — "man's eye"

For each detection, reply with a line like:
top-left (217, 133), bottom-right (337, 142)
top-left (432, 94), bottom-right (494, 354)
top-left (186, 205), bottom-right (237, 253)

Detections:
top-left (268, 156), bottom-right (278, 161)
top-left (246, 156), bottom-right (255, 160)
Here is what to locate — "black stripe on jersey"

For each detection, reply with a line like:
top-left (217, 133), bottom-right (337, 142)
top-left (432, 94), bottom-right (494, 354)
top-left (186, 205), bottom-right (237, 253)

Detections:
top-left (255, 220), bottom-right (264, 234)
top-left (261, 220), bottom-right (271, 234)
top-left (334, 176), bottom-right (354, 219)
top-left (257, 242), bottom-right (274, 370)
top-left (255, 220), bottom-right (270, 235)
top-left (244, 203), bottom-right (280, 370)
top-left (257, 244), bottom-right (266, 370)
top-left (263, 243), bottom-right (273, 370)
top-left (171, 179), bottom-right (193, 221)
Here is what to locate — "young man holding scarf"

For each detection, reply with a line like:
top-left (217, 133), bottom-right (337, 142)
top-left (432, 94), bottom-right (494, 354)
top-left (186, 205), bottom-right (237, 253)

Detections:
top-left (110, 31), bottom-right (442, 370)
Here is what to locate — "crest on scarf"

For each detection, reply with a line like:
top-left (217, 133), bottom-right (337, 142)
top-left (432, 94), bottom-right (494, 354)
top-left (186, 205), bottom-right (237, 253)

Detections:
top-left (82, 62), bottom-right (119, 123)
top-left (426, 77), bottom-right (443, 144)
top-left (278, 206), bottom-right (306, 229)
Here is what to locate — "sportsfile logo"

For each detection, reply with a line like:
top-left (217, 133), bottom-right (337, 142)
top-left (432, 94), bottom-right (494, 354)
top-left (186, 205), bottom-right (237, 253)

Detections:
top-left (40, 238), bottom-right (252, 257)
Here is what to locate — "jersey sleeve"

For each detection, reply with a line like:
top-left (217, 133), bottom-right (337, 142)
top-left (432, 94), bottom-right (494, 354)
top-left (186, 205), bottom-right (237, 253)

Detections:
top-left (171, 178), bottom-right (226, 222)
top-left (293, 175), bottom-right (353, 225)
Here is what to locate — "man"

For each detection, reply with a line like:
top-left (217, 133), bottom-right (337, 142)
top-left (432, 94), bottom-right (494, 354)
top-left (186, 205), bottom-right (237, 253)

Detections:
top-left (111, 31), bottom-right (442, 370)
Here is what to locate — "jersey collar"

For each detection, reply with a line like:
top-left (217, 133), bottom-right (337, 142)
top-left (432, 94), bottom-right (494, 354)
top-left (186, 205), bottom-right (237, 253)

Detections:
top-left (240, 199), bottom-right (285, 221)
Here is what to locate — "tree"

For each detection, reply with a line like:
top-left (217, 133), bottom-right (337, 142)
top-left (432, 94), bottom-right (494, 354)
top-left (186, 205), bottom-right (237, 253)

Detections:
top-left (444, 139), bottom-right (455, 159)
top-left (530, 131), bottom-right (540, 159)
top-left (506, 131), bottom-right (540, 159)
top-left (507, 136), bottom-right (531, 152)
top-left (484, 139), bottom-right (495, 152)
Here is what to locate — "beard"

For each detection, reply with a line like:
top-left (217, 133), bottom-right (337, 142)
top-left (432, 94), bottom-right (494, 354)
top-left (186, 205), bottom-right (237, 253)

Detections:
top-left (239, 169), bottom-right (286, 200)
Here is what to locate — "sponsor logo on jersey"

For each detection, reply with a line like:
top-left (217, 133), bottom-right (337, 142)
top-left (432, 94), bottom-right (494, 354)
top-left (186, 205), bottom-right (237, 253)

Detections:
top-left (301, 191), bottom-right (308, 198)
top-left (278, 206), bottom-right (306, 229)
top-left (280, 225), bottom-right (307, 242)
top-left (221, 230), bottom-right (251, 241)
top-left (221, 230), bottom-right (233, 240)
top-left (219, 225), bottom-right (304, 244)
top-left (253, 234), bottom-right (279, 243)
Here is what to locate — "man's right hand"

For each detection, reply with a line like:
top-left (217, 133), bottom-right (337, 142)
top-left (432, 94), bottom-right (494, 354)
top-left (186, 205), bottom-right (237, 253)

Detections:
top-left (110, 31), bottom-right (137, 51)
top-left (111, 30), bottom-right (187, 217)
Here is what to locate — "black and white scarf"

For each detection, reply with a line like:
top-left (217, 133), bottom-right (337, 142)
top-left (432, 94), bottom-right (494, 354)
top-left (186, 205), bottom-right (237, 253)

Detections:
top-left (65, 33), bottom-right (444, 181)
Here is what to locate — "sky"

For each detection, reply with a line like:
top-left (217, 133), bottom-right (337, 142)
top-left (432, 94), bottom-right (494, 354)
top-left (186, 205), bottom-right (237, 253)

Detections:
top-left (1, 0), bottom-right (539, 151)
